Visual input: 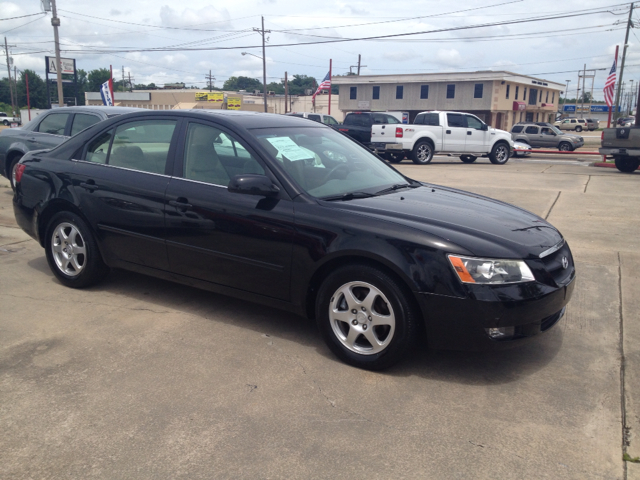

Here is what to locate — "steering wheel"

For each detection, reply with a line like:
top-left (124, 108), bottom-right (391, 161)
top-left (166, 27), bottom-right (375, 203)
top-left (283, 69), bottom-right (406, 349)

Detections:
top-left (323, 163), bottom-right (350, 182)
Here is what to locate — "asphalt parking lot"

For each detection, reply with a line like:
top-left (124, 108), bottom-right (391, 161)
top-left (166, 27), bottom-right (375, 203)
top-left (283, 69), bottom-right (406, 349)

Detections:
top-left (1, 158), bottom-right (639, 479)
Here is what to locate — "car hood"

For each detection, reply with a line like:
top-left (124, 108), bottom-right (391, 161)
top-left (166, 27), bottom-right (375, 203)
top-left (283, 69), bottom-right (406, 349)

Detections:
top-left (326, 184), bottom-right (563, 259)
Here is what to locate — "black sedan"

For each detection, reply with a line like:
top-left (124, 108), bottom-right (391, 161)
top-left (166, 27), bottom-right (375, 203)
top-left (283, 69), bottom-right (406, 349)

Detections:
top-left (13, 110), bottom-right (575, 370)
top-left (0, 106), bottom-right (137, 189)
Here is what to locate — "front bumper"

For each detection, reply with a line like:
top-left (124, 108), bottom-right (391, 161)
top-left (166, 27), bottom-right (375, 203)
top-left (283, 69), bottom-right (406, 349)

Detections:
top-left (416, 277), bottom-right (575, 351)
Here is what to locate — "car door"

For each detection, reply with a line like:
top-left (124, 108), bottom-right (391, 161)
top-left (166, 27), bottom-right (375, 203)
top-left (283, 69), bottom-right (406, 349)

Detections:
top-left (164, 120), bottom-right (294, 300)
top-left (26, 112), bottom-right (72, 150)
top-left (539, 127), bottom-right (556, 148)
top-left (444, 113), bottom-right (467, 151)
top-left (523, 125), bottom-right (541, 147)
top-left (70, 116), bottom-right (180, 270)
top-left (464, 114), bottom-right (489, 152)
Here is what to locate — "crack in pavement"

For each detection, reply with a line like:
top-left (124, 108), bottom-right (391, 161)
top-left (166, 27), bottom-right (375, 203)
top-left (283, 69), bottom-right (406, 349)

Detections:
top-left (545, 191), bottom-right (561, 220)
top-left (619, 252), bottom-right (629, 480)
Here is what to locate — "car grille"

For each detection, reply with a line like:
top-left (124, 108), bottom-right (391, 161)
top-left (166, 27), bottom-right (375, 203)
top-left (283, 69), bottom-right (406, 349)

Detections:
top-left (540, 243), bottom-right (574, 286)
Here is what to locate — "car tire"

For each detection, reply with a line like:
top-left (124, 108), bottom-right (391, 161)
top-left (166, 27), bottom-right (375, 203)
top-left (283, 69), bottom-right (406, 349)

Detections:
top-left (614, 156), bottom-right (640, 173)
top-left (575, 126), bottom-right (582, 132)
top-left (45, 211), bottom-right (109, 288)
top-left (558, 142), bottom-right (573, 152)
top-left (460, 155), bottom-right (477, 163)
top-left (2, 120), bottom-right (9, 126)
top-left (8, 153), bottom-right (23, 190)
top-left (385, 151), bottom-right (404, 163)
top-left (316, 264), bottom-right (419, 370)
top-left (411, 141), bottom-right (434, 164)
top-left (489, 142), bottom-right (510, 164)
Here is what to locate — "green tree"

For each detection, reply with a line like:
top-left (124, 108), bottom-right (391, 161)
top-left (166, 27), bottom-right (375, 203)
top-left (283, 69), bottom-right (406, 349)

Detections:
top-left (266, 81), bottom-right (284, 94)
top-left (16, 70), bottom-right (48, 109)
top-left (222, 76), bottom-right (263, 92)
top-left (288, 74), bottom-right (316, 95)
top-left (0, 78), bottom-right (12, 107)
top-left (87, 68), bottom-right (111, 92)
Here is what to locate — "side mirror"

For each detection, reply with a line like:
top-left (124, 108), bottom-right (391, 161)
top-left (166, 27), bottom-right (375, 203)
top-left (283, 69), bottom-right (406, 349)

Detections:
top-left (481, 123), bottom-right (489, 131)
top-left (228, 174), bottom-right (280, 197)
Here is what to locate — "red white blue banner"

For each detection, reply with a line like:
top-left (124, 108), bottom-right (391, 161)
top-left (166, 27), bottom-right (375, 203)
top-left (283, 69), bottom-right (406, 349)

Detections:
top-left (100, 79), bottom-right (115, 106)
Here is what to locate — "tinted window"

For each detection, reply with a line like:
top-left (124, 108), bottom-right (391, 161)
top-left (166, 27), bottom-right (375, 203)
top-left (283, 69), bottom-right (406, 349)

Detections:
top-left (71, 114), bottom-right (101, 136)
top-left (466, 115), bottom-right (483, 129)
top-left (350, 87), bottom-right (357, 100)
top-left (184, 123), bottom-right (263, 186)
top-left (515, 86), bottom-right (519, 100)
top-left (421, 113), bottom-right (439, 126)
top-left (529, 88), bottom-right (538, 105)
top-left (372, 114), bottom-right (387, 125)
top-left (85, 130), bottom-right (113, 164)
top-left (474, 84), bottom-right (483, 98)
top-left (523, 88), bottom-right (527, 101)
top-left (344, 114), bottom-right (368, 126)
top-left (108, 120), bottom-right (176, 174)
top-left (446, 113), bottom-right (465, 128)
top-left (420, 85), bottom-right (429, 99)
top-left (372, 86), bottom-right (380, 100)
top-left (396, 86), bottom-right (403, 99)
top-left (525, 126), bottom-right (539, 134)
top-left (308, 114), bottom-right (321, 122)
top-left (323, 116), bottom-right (338, 125)
top-left (511, 125), bottom-right (523, 133)
top-left (38, 113), bottom-right (70, 135)
top-left (446, 84), bottom-right (455, 99)
top-left (506, 84), bottom-right (510, 99)
top-left (385, 115), bottom-right (400, 124)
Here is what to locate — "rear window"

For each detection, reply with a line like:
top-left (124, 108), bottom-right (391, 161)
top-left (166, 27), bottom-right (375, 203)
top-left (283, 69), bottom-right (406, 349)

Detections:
top-left (511, 125), bottom-right (524, 133)
top-left (414, 113), bottom-right (439, 126)
top-left (344, 114), bottom-right (370, 127)
top-left (385, 115), bottom-right (400, 124)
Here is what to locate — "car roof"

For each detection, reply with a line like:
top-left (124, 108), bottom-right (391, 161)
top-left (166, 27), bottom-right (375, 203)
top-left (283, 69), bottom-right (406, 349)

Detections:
top-left (44, 106), bottom-right (140, 114)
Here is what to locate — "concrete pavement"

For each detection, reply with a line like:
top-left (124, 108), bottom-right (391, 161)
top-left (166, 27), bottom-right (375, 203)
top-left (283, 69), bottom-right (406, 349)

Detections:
top-left (0, 159), bottom-right (639, 479)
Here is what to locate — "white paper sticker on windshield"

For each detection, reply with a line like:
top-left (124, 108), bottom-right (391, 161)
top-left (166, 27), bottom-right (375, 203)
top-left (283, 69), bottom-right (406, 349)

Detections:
top-left (266, 137), bottom-right (314, 161)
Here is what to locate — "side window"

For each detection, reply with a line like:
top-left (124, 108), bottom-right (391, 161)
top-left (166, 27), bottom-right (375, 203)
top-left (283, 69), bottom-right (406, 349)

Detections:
top-left (511, 125), bottom-right (523, 133)
top-left (184, 123), bottom-right (263, 186)
top-left (323, 116), bottom-right (338, 125)
top-left (541, 128), bottom-right (553, 135)
top-left (85, 129), bottom-right (113, 164)
top-left (109, 120), bottom-right (176, 174)
top-left (71, 114), bottom-right (101, 136)
top-left (308, 114), bottom-right (321, 122)
top-left (37, 113), bottom-right (70, 135)
top-left (424, 113), bottom-right (440, 126)
top-left (525, 126), bottom-right (539, 134)
top-left (372, 114), bottom-right (387, 124)
top-left (466, 115), bottom-right (483, 130)
top-left (446, 113), bottom-right (465, 128)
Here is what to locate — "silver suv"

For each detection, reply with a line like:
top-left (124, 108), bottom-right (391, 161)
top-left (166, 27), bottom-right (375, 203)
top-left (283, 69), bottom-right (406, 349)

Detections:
top-left (511, 123), bottom-right (584, 151)
top-left (285, 112), bottom-right (339, 126)
top-left (555, 118), bottom-right (587, 132)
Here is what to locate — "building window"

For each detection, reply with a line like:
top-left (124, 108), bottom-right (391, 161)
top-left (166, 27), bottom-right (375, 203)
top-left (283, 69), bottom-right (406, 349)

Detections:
top-left (474, 83), bottom-right (483, 98)
top-left (396, 85), bottom-right (403, 99)
top-left (546, 91), bottom-right (549, 103)
top-left (350, 86), bottom-right (357, 100)
top-left (528, 88), bottom-right (537, 106)
top-left (420, 85), bottom-right (429, 99)
top-left (536, 113), bottom-right (539, 122)
top-left (523, 87), bottom-right (527, 101)
top-left (372, 86), bottom-right (380, 100)
top-left (515, 86), bottom-right (519, 100)
top-left (552, 92), bottom-right (555, 103)
top-left (446, 84), bottom-right (455, 99)
top-left (506, 85), bottom-right (510, 99)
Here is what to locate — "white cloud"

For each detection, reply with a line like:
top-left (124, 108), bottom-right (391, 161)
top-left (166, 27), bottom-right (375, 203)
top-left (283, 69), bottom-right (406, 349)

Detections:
top-left (435, 48), bottom-right (463, 68)
top-left (159, 6), bottom-right (231, 29)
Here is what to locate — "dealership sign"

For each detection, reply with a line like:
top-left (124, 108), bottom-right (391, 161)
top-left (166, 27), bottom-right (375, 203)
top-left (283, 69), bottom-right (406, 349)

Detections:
top-left (45, 56), bottom-right (75, 75)
top-left (196, 92), bottom-right (224, 102)
top-left (563, 104), bottom-right (620, 113)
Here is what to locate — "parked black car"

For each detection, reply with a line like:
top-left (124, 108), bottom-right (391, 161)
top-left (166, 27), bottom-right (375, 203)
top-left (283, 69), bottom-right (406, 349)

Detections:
top-left (0, 106), bottom-right (137, 189)
top-left (337, 112), bottom-right (401, 145)
top-left (13, 110), bottom-right (575, 370)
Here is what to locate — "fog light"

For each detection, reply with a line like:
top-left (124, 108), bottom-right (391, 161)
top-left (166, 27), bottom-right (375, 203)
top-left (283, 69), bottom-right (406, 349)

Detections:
top-left (485, 326), bottom-right (515, 339)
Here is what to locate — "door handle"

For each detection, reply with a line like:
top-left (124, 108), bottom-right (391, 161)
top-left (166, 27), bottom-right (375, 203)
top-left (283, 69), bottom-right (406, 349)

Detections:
top-left (467, 131), bottom-right (472, 135)
top-left (169, 199), bottom-right (193, 210)
top-left (79, 180), bottom-right (98, 191)
top-left (446, 130), bottom-right (451, 134)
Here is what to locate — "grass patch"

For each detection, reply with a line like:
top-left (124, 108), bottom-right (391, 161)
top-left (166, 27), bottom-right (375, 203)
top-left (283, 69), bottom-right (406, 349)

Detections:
top-left (624, 453), bottom-right (640, 463)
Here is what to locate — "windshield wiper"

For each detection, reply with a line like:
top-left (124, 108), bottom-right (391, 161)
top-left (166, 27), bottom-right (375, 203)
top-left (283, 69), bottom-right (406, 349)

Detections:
top-left (374, 183), bottom-right (420, 195)
top-left (321, 191), bottom-right (377, 201)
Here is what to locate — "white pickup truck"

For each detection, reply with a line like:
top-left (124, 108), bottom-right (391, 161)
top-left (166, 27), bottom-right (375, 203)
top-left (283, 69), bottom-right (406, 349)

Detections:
top-left (371, 111), bottom-right (513, 165)
top-left (0, 112), bottom-right (21, 126)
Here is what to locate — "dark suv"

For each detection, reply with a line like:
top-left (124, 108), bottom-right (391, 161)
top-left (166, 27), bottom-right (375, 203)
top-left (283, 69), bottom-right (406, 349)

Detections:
top-left (511, 123), bottom-right (584, 151)
top-left (337, 112), bottom-right (401, 144)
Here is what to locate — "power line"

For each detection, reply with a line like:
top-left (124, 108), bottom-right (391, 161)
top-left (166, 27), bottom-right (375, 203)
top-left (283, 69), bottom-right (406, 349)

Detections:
top-left (0, 14), bottom-right (46, 35)
top-left (0, 12), bottom-right (45, 21)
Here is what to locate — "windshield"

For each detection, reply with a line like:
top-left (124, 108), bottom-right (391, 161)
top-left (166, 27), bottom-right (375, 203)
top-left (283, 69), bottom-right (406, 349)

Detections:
top-left (249, 126), bottom-right (410, 199)
top-left (550, 126), bottom-right (562, 135)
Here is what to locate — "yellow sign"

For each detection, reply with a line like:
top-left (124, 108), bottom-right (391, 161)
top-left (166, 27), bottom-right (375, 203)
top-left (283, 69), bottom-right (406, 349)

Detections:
top-left (195, 92), bottom-right (208, 101)
top-left (227, 96), bottom-right (242, 110)
top-left (208, 92), bottom-right (223, 102)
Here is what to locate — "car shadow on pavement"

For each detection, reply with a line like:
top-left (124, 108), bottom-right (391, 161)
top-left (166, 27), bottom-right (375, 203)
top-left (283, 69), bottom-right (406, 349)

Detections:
top-left (27, 255), bottom-right (564, 386)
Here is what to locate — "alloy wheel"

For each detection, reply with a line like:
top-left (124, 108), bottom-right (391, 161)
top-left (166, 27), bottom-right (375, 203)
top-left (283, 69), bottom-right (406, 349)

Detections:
top-left (51, 222), bottom-right (87, 276)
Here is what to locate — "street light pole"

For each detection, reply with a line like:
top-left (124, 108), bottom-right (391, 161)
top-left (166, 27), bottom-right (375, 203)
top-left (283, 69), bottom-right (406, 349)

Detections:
top-left (50, 0), bottom-right (64, 107)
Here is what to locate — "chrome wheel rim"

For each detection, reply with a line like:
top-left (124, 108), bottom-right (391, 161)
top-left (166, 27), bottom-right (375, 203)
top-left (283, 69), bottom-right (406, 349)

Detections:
top-left (416, 144), bottom-right (431, 162)
top-left (496, 145), bottom-right (508, 163)
top-left (559, 144), bottom-right (569, 151)
top-left (328, 281), bottom-right (395, 355)
top-left (51, 222), bottom-right (87, 277)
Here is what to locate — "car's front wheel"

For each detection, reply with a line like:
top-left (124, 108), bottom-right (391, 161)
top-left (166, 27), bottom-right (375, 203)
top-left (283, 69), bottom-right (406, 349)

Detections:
top-left (558, 142), bottom-right (573, 152)
top-left (316, 265), bottom-right (419, 370)
top-left (575, 126), bottom-right (582, 132)
top-left (45, 211), bottom-right (109, 288)
top-left (411, 141), bottom-right (434, 164)
top-left (2, 120), bottom-right (9, 126)
top-left (489, 142), bottom-right (510, 164)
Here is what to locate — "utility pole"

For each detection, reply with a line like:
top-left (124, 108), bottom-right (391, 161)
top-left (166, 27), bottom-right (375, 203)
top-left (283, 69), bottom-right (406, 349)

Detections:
top-left (284, 71), bottom-right (288, 113)
top-left (205, 70), bottom-right (215, 91)
top-left (580, 64), bottom-right (586, 118)
top-left (357, 54), bottom-right (361, 75)
top-left (614, 2), bottom-right (634, 120)
top-left (50, 0), bottom-right (64, 107)
top-left (4, 38), bottom-right (16, 115)
top-left (128, 72), bottom-right (133, 92)
top-left (253, 17), bottom-right (270, 113)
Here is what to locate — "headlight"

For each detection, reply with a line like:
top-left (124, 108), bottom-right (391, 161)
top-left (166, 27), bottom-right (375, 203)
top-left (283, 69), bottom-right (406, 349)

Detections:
top-left (448, 255), bottom-right (535, 284)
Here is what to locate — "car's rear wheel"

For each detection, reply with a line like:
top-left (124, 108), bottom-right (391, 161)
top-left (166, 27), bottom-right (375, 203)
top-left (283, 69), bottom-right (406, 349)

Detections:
top-left (614, 155), bottom-right (640, 173)
top-left (45, 211), bottom-right (109, 288)
top-left (489, 142), bottom-right (510, 164)
top-left (460, 155), bottom-right (477, 163)
top-left (385, 151), bottom-right (404, 163)
top-left (8, 153), bottom-right (23, 190)
top-left (411, 141), bottom-right (433, 164)
top-left (558, 142), bottom-right (573, 152)
top-left (316, 265), bottom-right (419, 370)
top-left (575, 126), bottom-right (582, 132)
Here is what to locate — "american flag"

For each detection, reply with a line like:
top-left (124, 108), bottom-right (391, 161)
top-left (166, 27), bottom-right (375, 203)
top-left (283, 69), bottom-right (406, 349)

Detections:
top-left (603, 58), bottom-right (617, 108)
top-left (312, 71), bottom-right (331, 101)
